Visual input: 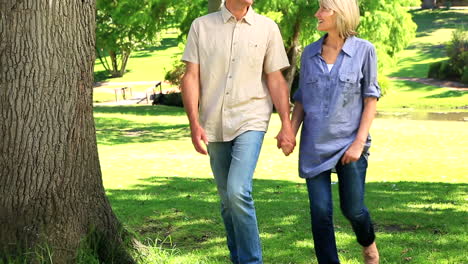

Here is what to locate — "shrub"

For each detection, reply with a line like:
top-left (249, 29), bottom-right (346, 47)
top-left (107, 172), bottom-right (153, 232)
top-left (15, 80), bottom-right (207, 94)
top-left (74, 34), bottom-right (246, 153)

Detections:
top-left (165, 61), bottom-right (186, 87)
top-left (462, 66), bottom-right (468, 85)
top-left (378, 75), bottom-right (390, 96)
top-left (438, 61), bottom-right (460, 80)
top-left (428, 61), bottom-right (443, 78)
top-left (446, 26), bottom-right (467, 75)
top-left (427, 26), bottom-right (467, 82)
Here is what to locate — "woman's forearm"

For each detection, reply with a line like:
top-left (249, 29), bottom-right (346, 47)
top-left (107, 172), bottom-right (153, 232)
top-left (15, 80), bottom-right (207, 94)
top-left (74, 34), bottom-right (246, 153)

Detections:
top-left (291, 102), bottom-right (305, 136)
top-left (355, 97), bottom-right (378, 144)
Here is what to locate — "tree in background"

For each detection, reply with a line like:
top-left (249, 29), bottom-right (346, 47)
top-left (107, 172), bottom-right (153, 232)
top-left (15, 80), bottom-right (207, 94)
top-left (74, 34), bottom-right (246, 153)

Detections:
top-left (1, 0), bottom-right (135, 262)
top-left (359, 0), bottom-right (418, 82)
top-left (169, 0), bottom-right (417, 95)
top-left (96, 0), bottom-right (170, 77)
top-left (254, 0), bottom-right (418, 95)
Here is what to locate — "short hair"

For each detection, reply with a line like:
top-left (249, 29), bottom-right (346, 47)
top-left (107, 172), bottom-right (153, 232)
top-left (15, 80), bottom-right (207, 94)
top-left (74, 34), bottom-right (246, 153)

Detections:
top-left (319, 0), bottom-right (360, 39)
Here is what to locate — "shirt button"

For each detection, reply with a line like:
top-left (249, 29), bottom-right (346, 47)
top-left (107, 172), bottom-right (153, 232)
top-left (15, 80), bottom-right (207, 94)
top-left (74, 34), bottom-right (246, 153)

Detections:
top-left (232, 59), bottom-right (235, 62)
top-left (228, 76), bottom-right (232, 79)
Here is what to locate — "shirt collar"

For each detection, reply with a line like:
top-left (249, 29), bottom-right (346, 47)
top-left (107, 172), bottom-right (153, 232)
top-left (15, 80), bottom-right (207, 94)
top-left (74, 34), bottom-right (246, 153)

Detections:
top-left (221, 4), bottom-right (255, 25)
top-left (310, 34), bottom-right (356, 58)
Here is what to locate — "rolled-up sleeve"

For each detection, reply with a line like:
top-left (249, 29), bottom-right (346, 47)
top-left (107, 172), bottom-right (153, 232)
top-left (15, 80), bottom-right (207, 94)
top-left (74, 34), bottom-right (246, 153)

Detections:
top-left (361, 45), bottom-right (381, 98)
top-left (182, 21), bottom-right (200, 64)
top-left (263, 23), bottom-right (290, 74)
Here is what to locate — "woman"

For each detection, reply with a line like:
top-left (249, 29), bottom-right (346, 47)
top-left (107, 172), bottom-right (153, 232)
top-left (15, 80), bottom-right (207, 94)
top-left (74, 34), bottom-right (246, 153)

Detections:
top-left (284, 0), bottom-right (381, 263)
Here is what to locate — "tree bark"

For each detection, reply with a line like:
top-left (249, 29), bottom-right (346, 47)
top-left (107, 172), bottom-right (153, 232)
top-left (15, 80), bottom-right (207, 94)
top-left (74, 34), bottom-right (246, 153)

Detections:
top-left (283, 19), bottom-right (302, 90)
top-left (208, 0), bottom-right (223, 13)
top-left (421, 0), bottom-right (437, 9)
top-left (0, 1), bottom-right (134, 263)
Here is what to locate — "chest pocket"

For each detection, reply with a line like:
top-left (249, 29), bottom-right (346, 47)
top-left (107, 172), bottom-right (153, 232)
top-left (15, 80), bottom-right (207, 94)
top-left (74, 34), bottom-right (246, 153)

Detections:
top-left (247, 41), bottom-right (266, 71)
top-left (329, 73), bottom-right (360, 125)
top-left (302, 76), bottom-right (322, 113)
top-left (339, 73), bottom-right (360, 107)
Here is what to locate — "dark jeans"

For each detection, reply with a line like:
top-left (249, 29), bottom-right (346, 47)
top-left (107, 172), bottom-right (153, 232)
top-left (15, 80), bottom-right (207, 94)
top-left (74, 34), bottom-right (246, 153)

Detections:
top-left (305, 155), bottom-right (375, 264)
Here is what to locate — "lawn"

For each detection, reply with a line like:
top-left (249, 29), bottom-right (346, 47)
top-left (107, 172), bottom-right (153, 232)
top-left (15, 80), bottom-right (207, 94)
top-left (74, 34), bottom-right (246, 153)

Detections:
top-left (378, 8), bottom-right (468, 111)
top-left (93, 105), bottom-right (467, 264)
top-left (89, 7), bottom-right (468, 264)
top-left (388, 9), bottom-right (468, 78)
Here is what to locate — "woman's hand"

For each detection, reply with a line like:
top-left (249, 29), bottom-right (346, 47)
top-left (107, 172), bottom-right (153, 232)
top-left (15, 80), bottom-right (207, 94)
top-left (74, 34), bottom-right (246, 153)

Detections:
top-left (341, 140), bottom-right (364, 165)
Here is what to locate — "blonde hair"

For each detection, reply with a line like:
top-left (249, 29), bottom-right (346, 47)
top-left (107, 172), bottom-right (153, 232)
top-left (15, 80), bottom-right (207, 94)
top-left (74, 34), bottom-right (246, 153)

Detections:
top-left (319, 0), bottom-right (360, 39)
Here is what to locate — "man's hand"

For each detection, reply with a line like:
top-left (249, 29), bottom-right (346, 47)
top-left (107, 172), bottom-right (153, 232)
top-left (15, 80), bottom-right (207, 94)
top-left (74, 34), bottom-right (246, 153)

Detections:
top-left (276, 125), bottom-right (296, 156)
top-left (190, 123), bottom-right (208, 155)
top-left (341, 140), bottom-right (364, 165)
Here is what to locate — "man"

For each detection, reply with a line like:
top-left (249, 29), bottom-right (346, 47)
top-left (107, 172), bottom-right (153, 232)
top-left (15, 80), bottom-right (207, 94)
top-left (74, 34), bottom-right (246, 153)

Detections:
top-left (180, 0), bottom-right (295, 263)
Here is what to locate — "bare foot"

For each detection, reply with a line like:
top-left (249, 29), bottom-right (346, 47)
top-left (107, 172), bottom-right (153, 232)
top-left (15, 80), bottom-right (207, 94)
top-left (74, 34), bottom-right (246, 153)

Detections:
top-left (363, 242), bottom-right (379, 264)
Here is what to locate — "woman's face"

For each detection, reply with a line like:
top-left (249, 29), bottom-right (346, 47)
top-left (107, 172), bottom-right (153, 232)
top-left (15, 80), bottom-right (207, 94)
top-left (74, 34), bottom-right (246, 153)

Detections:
top-left (315, 6), bottom-right (337, 32)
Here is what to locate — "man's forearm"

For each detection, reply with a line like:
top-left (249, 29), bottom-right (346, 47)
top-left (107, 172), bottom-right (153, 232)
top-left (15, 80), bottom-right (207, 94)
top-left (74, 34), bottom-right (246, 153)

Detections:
top-left (267, 73), bottom-right (292, 126)
top-left (181, 73), bottom-right (200, 127)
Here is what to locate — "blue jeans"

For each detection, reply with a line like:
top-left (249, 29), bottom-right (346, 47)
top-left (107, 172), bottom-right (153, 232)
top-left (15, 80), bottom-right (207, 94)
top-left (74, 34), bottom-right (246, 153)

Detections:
top-left (207, 131), bottom-right (265, 264)
top-left (305, 155), bottom-right (376, 264)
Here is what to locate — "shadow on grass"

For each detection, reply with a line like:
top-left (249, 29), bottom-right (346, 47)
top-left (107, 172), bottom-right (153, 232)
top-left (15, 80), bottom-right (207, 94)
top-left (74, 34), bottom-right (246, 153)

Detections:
top-left (425, 89), bottom-right (465, 98)
top-left (107, 177), bottom-right (467, 263)
top-left (392, 79), bottom-right (441, 92)
top-left (94, 105), bottom-right (188, 145)
top-left (131, 37), bottom-right (180, 59)
top-left (389, 10), bottom-right (467, 78)
top-left (94, 105), bottom-right (185, 117)
top-left (391, 43), bottom-right (447, 78)
top-left (95, 117), bottom-right (189, 145)
top-left (94, 70), bottom-right (111, 83)
top-left (410, 9), bottom-right (468, 36)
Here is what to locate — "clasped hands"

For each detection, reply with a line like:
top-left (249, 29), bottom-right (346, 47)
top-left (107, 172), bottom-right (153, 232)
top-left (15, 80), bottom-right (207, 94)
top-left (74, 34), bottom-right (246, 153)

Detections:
top-left (275, 126), bottom-right (296, 156)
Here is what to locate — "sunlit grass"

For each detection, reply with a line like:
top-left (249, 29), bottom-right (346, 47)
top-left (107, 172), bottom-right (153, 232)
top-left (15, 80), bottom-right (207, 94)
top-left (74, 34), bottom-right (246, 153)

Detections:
top-left (94, 105), bottom-right (468, 264)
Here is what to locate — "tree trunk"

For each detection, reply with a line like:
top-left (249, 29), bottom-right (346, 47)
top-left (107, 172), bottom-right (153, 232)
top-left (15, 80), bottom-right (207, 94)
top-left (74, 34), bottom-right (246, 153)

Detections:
top-left (208, 0), bottom-right (223, 13)
top-left (119, 50), bottom-right (131, 77)
top-left (0, 1), bottom-right (134, 263)
top-left (283, 19), bottom-right (302, 90)
top-left (421, 0), bottom-right (437, 9)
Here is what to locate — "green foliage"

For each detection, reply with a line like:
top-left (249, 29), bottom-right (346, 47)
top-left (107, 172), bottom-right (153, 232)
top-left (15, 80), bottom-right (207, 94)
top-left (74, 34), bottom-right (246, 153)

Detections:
top-left (96, 0), bottom-right (171, 77)
top-left (462, 66), bottom-right (468, 84)
top-left (427, 25), bottom-right (467, 81)
top-left (446, 26), bottom-right (467, 75)
top-left (428, 61), bottom-right (443, 78)
top-left (438, 61), bottom-right (459, 79)
top-left (164, 60), bottom-right (185, 87)
top-left (359, 0), bottom-right (417, 71)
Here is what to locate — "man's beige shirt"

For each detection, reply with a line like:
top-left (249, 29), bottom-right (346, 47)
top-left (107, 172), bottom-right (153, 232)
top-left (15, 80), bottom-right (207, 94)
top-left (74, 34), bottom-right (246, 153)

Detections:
top-left (182, 5), bottom-right (290, 142)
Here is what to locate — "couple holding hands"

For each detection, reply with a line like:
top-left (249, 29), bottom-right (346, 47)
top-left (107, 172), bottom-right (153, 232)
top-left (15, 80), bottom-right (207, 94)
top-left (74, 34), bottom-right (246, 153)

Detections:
top-left (181, 0), bottom-right (380, 263)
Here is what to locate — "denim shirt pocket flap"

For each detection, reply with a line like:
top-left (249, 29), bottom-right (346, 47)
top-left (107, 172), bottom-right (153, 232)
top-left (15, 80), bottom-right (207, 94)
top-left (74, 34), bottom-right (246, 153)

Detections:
top-left (339, 73), bottom-right (357, 84)
top-left (306, 77), bottom-right (319, 84)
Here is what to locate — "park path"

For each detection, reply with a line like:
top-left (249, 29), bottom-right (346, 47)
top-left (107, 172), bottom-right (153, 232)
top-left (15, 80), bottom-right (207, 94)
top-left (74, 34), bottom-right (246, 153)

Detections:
top-left (93, 81), bottom-right (178, 106)
top-left (389, 77), bottom-right (468, 91)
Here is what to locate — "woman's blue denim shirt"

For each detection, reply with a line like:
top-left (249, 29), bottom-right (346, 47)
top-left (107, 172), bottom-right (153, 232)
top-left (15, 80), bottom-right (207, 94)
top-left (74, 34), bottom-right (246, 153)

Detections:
top-left (293, 35), bottom-right (381, 178)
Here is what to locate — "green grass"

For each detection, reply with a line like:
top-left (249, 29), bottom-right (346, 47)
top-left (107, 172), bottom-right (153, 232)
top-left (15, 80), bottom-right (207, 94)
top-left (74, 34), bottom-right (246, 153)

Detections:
top-left (388, 9), bottom-right (468, 78)
top-left (92, 105), bottom-right (468, 264)
top-left (378, 80), bottom-right (468, 110)
top-left (377, 9), bottom-right (468, 111)
top-left (87, 8), bottom-right (468, 264)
